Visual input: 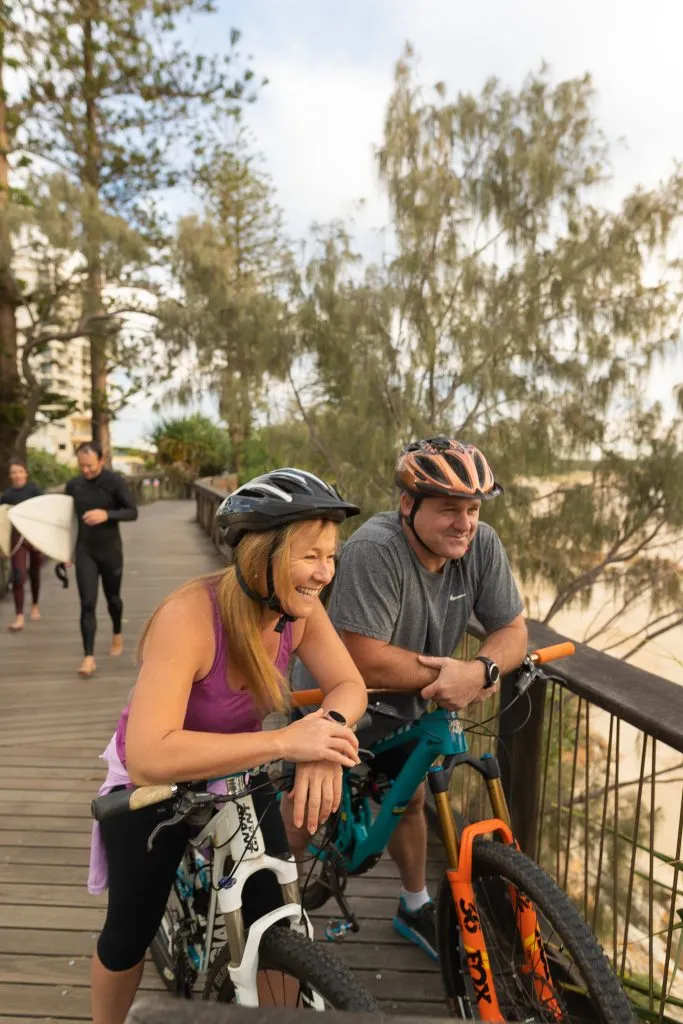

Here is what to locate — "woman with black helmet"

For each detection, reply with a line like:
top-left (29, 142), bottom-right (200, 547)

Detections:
top-left (88, 467), bottom-right (367, 1024)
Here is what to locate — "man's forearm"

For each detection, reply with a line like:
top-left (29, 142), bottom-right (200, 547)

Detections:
top-left (474, 619), bottom-right (528, 675)
top-left (352, 643), bottom-right (439, 691)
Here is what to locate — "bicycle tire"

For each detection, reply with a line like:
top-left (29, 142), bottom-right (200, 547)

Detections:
top-left (203, 923), bottom-right (379, 1011)
top-left (437, 839), bottom-right (635, 1023)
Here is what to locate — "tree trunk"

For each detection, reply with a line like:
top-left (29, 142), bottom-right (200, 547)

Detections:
top-left (82, 10), bottom-right (111, 465)
top-left (0, 26), bottom-right (23, 484)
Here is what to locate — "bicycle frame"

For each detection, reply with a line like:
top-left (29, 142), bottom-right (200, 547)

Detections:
top-left (182, 775), bottom-right (322, 1008)
top-left (315, 705), bottom-right (511, 875)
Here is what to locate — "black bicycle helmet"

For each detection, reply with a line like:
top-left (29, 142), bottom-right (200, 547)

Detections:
top-left (216, 469), bottom-right (359, 633)
top-left (216, 468), bottom-right (360, 548)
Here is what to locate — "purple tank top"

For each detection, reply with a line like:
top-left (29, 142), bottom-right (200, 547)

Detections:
top-left (115, 587), bottom-right (294, 766)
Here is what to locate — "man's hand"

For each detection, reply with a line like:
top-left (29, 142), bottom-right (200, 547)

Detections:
top-left (418, 655), bottom-right (494, 709)
top-left (82, 509), bottom-right (108, 526)
top-left (286, 760), bottom-right (343, 834)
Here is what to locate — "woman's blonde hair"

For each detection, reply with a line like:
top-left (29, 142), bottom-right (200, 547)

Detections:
top-left (137, 519), bottom-right (335, 713)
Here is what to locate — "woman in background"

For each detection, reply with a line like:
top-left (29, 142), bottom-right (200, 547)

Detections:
top-left (1, 459), bottom-right (43, 633)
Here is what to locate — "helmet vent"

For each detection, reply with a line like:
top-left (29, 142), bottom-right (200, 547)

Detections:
top-left (443, 453), bottom-right (472, 486)
top-left (416, 455), bottom-right (448, 483)
top-left (473, 452), bottom-right (486, 486)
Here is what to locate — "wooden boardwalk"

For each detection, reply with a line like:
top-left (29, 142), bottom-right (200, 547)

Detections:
top-left (0, 500), bottom-right (444, 1021)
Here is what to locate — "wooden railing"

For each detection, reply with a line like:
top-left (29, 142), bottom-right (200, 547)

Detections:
top-left (193, 476), bottom-right (683, 1021)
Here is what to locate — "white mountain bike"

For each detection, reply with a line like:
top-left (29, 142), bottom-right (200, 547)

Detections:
top-left (91, 770), bottom-right (378, 1011)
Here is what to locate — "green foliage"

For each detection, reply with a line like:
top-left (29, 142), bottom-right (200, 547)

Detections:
top-left (25, 448), bottom-right (72, 489)
top-left (158, 134), bottom-right (292, 472)
top-left (13, 0), bottom-right (261, 457)
top-left (257, 50), bottom-right (683, 652)
top-left (148, 414), bottom-right (231, 482)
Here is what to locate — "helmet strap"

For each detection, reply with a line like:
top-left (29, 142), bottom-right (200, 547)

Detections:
top-left (266, 558), bottom-right (297, 634)
top-left (234, 541), bottom-right (298, 635)
top-left (403, 495), bottom-right (445, 560)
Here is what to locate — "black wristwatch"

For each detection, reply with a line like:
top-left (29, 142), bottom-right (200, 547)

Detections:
top-left (475, 656), bottom-right (500, 690)
top-left (322, 709), bottom-right (347, 726)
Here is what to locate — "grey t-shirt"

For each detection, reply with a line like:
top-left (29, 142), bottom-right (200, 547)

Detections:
top-left (292, 511), bottom-right (524, 724)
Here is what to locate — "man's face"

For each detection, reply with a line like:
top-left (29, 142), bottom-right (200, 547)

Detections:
top-left (401, 492), bottom-right (481, 560)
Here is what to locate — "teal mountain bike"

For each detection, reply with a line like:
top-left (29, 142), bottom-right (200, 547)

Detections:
top-left (293, 643), bottom-right (635, 1024)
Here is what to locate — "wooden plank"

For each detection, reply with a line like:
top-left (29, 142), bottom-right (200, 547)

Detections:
top-left (0, 954), bottom-right (165, 991)
top-left (0, 883), bottom-right (105, 909)
top-left (0, 831), bottom-right (91, 848)
top-left (0, 788), bottom-right (99, 804)
top-left (1, 905), bottom-right (104, 931)
top-left (0, 982), bottom-right (92, 1018)
top-left (0, 930), bottom-right (97, 958)
top-left (0, 817), bottom-right (92, 833)
top-left (0, 846), bottom-right (90, 867)
top-left (0, 770), bottom-right (105, 785)
top-left (0, 864), bottom-right (89, 886)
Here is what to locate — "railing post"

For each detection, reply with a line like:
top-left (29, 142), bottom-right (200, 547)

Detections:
top-left (497, 673), bottom-right (547, 858)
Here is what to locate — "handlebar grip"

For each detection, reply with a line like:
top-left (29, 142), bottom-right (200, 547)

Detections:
top-left (91, 784), bottom-right (176, 821)
top-left (91, 787), bottom-right (136, 821)
top-left (530, 642), bottom-right (575, 665)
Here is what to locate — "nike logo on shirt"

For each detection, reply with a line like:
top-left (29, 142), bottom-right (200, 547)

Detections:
top-left (449, 593), bottom-right (466, 602)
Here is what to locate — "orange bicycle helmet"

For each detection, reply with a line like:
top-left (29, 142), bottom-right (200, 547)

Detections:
top-left (396, 436), bottom-right (503, 500)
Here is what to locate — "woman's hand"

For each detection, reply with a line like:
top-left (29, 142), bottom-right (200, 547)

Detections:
top-left (286, 761), bottom-right (343, 833)
top-left (279, 709), bottom-right (359, 767)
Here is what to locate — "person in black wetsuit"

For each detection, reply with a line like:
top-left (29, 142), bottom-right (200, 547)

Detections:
top-left (1, 459), bottom-right (43, 633)
top-left (65, 442), bottom-right (138, 677)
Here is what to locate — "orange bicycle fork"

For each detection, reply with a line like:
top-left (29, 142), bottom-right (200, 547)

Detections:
top-left (429, 755), bottom-right (563, 1023)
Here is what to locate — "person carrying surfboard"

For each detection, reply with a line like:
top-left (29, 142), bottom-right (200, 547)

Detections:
top-left (1, 459), bottom-right (44, 633)
top-left (65, 442), bottom-right (138, 678)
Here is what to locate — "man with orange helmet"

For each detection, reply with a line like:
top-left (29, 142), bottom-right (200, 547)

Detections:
top-left (292, 436), bottom-right (527, 960)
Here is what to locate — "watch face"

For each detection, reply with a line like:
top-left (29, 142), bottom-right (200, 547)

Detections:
top-left (490, 664), bottom-right (500, 684)
top-left (325, 710), bottom-right (347, 725)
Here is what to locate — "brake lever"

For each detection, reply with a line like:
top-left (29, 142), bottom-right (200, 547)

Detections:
top-left (146, 791), bottom-right (215, 852)
top-left (515, 657), bottom-right (540, 697)
top-left (147, 809), bottom-right (191, 851)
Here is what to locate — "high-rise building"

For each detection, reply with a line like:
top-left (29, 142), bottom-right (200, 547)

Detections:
top-left (28, 337), bottom-right (92, 465)
top-left (14, 227), bottom-right (92, 466)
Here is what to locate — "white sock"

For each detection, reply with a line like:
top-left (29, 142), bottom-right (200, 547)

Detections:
top-left (401, 886), bottom-right (430, 912)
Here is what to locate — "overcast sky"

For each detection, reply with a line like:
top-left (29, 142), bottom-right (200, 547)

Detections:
top-left (112, 0), bottom-right (683, 446)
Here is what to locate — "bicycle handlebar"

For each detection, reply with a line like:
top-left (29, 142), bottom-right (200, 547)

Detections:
top-left (291, 641), bottom-right (576, 708)
top-left (529, 641), bottom-right (575, 665)
top-left (92, 783), bottom-right (176, 822)
top-left (92, 642), bottom-right (576, 822)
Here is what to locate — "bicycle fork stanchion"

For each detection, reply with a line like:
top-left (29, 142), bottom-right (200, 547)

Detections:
top-left (429, 758), bottom-right (563, 1023)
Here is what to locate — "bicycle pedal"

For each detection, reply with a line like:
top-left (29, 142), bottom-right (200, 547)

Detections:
top-left (324, 918), bottom-right (354, 942)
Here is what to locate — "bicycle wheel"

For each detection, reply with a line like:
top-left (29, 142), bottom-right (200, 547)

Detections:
top-left (203, 923), bottom-right (379, 1011)
top-left (437, 839), bottom-right (635, 1023)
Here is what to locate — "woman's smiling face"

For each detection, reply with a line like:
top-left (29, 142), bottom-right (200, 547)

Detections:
top-left (282, 519), bottom-right (338, 618)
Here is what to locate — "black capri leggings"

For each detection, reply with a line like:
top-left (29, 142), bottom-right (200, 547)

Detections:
top-left (75, 543), bottom-right (123, 655)
top-left (97, 782), bottom-right (290, 972)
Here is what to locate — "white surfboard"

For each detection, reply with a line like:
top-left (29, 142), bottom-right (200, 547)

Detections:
top-left (8, 494), bottom-right (77, 563)
top-left (0, 504), bottom-right (11, 558)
